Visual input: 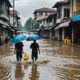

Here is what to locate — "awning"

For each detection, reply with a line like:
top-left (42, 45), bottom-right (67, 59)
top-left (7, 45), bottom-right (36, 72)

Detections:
top-left (0, 20), bottom-right (9, 27)
top-left (55, 21), bottom-right (70, 30)
top-left (71, 15), bottom-right (80, 21)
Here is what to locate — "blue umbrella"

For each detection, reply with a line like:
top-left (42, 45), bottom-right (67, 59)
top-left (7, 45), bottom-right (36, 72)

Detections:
top-left (26, 35), bottom-right (41, 41)
top-left (12, 34), bottom-right (26, 43)
top-left (23, 33), bottom-right (29, 38)
top-left (71, 14), bottom-right (80, 21)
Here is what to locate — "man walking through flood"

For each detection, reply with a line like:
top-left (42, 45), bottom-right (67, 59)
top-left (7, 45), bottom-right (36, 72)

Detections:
top-left (30, 40), bottom-right (40, 63)
top-left (15, 42), bottom-right (24, 62)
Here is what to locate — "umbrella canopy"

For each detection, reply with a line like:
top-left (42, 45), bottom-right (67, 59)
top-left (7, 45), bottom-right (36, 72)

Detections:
top-left (26, 35), bottom-right (41, 41)
top-left (23, 33), bottom-right (29, 38)
top-left (12, 34), bottom-right (26, 43)
top-left (71, 14), bottom-right (80, 21)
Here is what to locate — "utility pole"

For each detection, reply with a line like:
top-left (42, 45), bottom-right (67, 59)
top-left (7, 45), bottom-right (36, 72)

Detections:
top-left (13, 0), bottom-right (16, 35)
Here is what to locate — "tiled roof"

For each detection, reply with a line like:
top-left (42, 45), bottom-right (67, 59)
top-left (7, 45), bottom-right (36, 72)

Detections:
top-left (34, 7), bottom-right (56, 14)
top-left (37, 8), bottom-right (55, 12)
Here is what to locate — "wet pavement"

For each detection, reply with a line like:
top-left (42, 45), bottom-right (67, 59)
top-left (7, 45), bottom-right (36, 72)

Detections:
top-left (0, 39), bottom-right (80, 80)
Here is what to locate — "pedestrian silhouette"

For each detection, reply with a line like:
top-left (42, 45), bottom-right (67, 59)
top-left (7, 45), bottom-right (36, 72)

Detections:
top-left (15, 42), bottom-right (24, 62)
top-left (30, 40), bottom-right (40, 63)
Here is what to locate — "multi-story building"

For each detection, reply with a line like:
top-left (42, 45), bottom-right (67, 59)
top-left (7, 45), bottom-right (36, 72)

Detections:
top-left (52, 0), bottom-right (80, 43)
top-left (53, 0), bottom-right (70, 23)
top-left (53, 0), bottom-right (71, 41)
top-left (47, 13), bottom-right (57, 39)
top-left (0, 0), bottom-right (12, 43)
top-left (9, 10), bottom-right (20, 34)
top-left (33, 7), bottom-right (56, 37)
top-left (70, 0), bottom-right (80, 16)
top-left (70, 0), bottom-right (80, 43)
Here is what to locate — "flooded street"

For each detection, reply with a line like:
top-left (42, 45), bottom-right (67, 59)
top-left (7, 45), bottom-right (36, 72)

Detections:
top-left (0, 39), bottom-right (80, 80)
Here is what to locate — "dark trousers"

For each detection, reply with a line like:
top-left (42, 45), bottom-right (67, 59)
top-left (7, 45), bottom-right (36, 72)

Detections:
top-left (32, 52), bottom-right (38, 60)
top-left (16, 50), bottom-right (22, 61)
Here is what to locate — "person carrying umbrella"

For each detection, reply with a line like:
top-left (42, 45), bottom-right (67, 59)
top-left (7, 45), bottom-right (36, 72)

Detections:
top-left (15, 42), bottom-right (24, 62)
top-left (30, 40), bottom-right (40, 63)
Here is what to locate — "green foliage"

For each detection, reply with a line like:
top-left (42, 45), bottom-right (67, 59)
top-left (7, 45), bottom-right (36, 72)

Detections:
top-left (34, 22), bottom-right (39, 30)
top-left (24, 17), bottom-right (40, 32)
top-left (18, 22), bottom-right (24, 31)
top-left (24, 17), bottom-right (33, 31)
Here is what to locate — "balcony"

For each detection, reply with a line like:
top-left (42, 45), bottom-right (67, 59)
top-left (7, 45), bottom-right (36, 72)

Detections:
top-left (0, 20), bottom-right (9, 27)
top-left (0, 14), bottom-right (9, 21)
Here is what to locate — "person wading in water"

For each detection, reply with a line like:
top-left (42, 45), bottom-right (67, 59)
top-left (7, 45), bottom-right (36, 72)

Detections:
top-left (30, 40), bottom-right (40, 63)
top-left (15, 42), bottom-right (24, 62)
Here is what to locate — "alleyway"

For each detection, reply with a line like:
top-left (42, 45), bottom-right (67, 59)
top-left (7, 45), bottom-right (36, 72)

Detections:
top-left (0, 39), bottom-right (80, 80)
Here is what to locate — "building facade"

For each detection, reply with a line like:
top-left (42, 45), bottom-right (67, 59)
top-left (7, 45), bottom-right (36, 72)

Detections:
top-left (53, 0), bottom-right (70, 41)
top-left (0, 0), bottom-right (12, 44)
top-left (9, 10), bottom-right (20, 34)
top-left (33, 7), bottom-right (56, 38)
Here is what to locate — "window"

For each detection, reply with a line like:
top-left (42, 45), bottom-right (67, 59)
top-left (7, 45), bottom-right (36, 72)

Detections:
top-left (45, 12), bottom-right (48, 16)
top-left (57, 8), bottom-right (61, 19)
top-left (39, 12), bottom-right (43, 16)
top-left (64, 8), bottom-right (70, 18)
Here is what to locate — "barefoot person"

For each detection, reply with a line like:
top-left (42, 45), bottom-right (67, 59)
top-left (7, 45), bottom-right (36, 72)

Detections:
top-left (30, 40), bottom-right (40, 63)
top-left (15, 42), bottom-right (24, 62)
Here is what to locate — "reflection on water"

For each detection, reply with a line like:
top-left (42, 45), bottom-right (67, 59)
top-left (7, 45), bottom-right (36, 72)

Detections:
top-left (29, 64), bottom-right (39, 80)
top-left (55, 64), bottom-right (80, 80)
top-left (15, 64), bottom-right (24, 80)
top-left (0, 40), bottom-right (80, 80)
top-left (0, 63), bottom-right (12, 80)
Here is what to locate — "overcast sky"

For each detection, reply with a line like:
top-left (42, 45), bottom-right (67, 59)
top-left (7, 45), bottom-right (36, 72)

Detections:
top-left (10, 0), bottom-right (60, 25)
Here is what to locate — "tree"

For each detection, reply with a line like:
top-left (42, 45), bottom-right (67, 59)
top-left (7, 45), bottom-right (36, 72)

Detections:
top-left (34, 21), bottom-right (39, 30)
top-left (18, 21), bottom-right (24, 31)
top-left (24, 18), bottom-right (33, 31)
top-left (24, 17), bottom-right (40, 32)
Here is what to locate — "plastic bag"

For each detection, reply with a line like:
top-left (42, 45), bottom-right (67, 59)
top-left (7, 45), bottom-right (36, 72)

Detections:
top-left (23, 53), bottom-right (29, 61)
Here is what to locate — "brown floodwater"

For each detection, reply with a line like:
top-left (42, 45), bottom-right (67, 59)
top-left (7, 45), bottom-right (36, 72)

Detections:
top-left (0, 39), bottom-right (80, 80)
